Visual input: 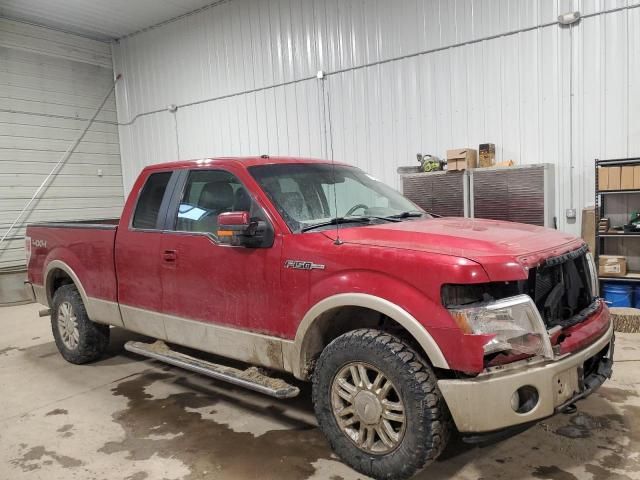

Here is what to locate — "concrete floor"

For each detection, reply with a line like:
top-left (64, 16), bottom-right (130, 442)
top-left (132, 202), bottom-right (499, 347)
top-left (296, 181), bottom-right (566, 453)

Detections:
top-left (1, 303), bottom-right (639, 480)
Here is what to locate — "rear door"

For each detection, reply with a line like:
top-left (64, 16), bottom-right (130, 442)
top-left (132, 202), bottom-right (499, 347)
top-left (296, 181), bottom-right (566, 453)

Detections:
top-left (115, 169), bottom-right (178, 338)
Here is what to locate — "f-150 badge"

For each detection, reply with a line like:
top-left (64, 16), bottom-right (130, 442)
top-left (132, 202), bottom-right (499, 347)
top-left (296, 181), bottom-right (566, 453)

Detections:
top-left (284, 260), bottom-right (325, 270)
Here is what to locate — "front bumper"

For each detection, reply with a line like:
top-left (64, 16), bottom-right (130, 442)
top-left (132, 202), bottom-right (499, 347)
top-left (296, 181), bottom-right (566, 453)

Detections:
top-left (437, 322), bottom-right (614, 433)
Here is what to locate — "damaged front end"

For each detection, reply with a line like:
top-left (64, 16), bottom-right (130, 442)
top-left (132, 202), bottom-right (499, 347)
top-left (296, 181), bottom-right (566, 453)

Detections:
top-left (442, 244), bottom-right (603, 368)
top-left (437, 245), bottom-right (614, 434)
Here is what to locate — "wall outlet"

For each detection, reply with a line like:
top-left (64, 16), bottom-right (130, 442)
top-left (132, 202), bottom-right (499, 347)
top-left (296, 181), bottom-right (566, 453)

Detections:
top-left (565, 208), bottom-right (577, 219)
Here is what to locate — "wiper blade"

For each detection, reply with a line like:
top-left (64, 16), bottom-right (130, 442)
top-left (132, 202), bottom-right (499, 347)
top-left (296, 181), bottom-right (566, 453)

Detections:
top-left (385, 210), bottom-right (426, 219)
top-left (300, 217), bottom-right (371, 232)
top-left (356, 215), bottom-right (401, 223)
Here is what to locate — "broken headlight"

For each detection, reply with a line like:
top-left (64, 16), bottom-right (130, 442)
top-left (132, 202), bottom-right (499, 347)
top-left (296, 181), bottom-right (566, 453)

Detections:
top-left (448, 294), bottom-right (554, 359)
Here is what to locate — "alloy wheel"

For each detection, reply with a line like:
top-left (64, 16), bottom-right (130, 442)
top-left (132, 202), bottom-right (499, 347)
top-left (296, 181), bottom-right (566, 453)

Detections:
top-left (331, 362), bottom-right (406, 454)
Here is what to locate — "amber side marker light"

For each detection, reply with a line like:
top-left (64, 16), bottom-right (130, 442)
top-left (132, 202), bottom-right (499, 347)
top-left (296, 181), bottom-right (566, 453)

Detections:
top-left (449, 311), bottom-right (473, 334)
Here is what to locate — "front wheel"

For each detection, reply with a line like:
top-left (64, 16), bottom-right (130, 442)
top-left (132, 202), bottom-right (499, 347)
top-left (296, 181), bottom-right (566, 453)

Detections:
top-left (312, 329), bottom-right (451, 480)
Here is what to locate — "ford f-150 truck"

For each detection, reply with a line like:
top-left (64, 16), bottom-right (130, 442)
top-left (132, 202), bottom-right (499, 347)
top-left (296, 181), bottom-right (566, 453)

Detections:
top-left (26, 156), bottom-right (613, 480)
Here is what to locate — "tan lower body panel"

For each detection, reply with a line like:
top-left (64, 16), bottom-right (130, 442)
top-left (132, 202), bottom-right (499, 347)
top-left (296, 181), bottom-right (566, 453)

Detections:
top-left (32, 284), bottom-right (124, 328)
top-left (34, 283), bottom-right (293, 373)
top-left (119, 304), bottom-right (292, 372)
top-left (120, 304), bottom-right (168, 340)
top-left (86, 298), bottom-right (123, 327)
top-left (437, 323), bottom-right (614, 433)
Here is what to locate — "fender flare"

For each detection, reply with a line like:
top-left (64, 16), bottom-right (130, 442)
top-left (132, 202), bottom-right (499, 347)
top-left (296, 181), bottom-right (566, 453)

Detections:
top-left (44, 260), bottom-right (91, 308)
top-left (290, 293), bottom-right (450, 378)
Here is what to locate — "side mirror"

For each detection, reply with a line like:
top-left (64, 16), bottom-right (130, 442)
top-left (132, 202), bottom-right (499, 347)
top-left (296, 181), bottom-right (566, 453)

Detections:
top-left (217, 211), bottom-right (260, 247)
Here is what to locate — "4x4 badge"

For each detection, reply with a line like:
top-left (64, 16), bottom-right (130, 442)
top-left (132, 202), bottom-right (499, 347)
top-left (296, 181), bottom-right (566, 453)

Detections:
top-left (284, 260), bottom-right (325, 271)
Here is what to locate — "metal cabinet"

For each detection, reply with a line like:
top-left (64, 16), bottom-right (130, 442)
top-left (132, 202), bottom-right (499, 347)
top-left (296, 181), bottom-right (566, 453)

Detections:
top-left (400, 163), bottom-right (555, 227)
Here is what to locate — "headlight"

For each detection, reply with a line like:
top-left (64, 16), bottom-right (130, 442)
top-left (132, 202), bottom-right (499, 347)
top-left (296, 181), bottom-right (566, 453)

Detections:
top-left (448, 294), bottom-right (553, 359)
top-left (585, 252), bottom-right (599, 298)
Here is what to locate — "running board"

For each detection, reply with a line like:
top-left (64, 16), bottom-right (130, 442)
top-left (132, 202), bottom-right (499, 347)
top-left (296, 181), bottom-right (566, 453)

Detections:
top-left (124, 341), bottom-right (300, 399)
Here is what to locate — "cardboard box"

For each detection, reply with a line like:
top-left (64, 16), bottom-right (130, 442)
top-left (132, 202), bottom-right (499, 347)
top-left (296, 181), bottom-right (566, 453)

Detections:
top-left (598, 255), bottom-right (627, 277)
top-left (634, 166), bottom-right (640, 189)
top-left (621, 166), bottom-right (635, 190)
top-left (478, 143), bottom-right (495, 168)
top-left (496, 160), bottom-right (514, 167)
top-left (581, 207), bottom-right (596, 254)
top-left (447, 148), bottom-right (477, 171)
top-left (598, 167), bottom-right (609, 191)
top-left (608, 166), bottom-right (621, 190)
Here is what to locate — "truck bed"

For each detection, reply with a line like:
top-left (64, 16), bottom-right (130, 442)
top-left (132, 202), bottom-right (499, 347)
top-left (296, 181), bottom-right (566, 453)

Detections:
top-left (26, 218), bottom-right (120, 306)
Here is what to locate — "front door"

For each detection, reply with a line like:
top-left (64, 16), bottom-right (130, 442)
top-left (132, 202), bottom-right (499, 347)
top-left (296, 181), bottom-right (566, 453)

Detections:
top-left (160, 168), bottom-right (281, 348)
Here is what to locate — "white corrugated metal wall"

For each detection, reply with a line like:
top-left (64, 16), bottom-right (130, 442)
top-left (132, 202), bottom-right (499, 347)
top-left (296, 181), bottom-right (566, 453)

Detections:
top-left (112, 0), bottom-right (640, 236)
top-left (0, 19), bottom-right (124, 270)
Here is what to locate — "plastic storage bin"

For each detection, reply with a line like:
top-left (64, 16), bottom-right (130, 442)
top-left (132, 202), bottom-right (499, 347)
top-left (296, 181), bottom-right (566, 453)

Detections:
top-left (602, 282), bottom-right (633, 307)
top-left (633, 285), bottom-right (640, 309)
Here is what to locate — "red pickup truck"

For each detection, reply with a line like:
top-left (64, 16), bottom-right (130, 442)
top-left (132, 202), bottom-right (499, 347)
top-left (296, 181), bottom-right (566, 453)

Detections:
top-left (26, 157), bottom-right (613, 480)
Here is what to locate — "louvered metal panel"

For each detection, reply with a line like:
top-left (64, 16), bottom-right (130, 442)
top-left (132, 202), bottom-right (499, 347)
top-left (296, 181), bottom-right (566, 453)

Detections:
top-left (401, 171), bottom-right (468, 218)
top-left (472, 170), bottom-right (509, 222)
top-left (470, 164), bottom-right (555, 228)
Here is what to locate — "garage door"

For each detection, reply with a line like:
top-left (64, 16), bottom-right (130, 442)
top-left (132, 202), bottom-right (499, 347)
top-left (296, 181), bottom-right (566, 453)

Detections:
top-left (0, 19), bottom-right (124, 271)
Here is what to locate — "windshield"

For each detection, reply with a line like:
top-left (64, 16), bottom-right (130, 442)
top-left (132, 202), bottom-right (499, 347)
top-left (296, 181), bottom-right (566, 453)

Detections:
top-left (249, 163), bottom-right (425, 232)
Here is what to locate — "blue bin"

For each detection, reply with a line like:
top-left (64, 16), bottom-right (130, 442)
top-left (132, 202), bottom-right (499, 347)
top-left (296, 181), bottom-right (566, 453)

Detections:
top-left (602, 282), bottom-right (632, 307)
top-left (633, 285), bottom-right (640, 309)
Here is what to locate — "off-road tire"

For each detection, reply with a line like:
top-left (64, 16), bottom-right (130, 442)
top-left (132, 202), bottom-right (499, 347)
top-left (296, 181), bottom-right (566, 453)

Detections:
top-left (312, 329), bottom-right (451, 480)
top-left (51, 284), bottom-right (110, 364)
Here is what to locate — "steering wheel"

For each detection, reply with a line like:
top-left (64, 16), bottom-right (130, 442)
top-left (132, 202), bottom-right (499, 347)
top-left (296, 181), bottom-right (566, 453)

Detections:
top-left (345, 203), bottom-right (369, 217)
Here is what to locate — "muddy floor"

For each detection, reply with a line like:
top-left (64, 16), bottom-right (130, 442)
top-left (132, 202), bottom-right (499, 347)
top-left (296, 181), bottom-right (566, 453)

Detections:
top-left (1, 303), bottom-right (639, 480)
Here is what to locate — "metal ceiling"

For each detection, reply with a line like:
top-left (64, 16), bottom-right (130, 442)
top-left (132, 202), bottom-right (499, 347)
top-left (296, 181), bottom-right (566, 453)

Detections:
top-left (0, 0), bottom-right (218, 42)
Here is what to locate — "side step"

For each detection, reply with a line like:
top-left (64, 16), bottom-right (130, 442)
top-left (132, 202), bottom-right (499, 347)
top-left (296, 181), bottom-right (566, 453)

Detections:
top-left (124, 341), bottom-right (300, 399)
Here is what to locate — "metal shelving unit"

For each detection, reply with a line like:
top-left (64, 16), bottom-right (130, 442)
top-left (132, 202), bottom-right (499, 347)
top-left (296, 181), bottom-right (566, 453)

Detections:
top-left (595, 157), bottom-right (640, 284)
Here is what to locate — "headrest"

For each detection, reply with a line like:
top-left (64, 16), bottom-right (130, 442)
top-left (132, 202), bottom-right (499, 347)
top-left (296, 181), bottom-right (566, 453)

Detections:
top-left (234, 187), bottom-right (252, 212)
top-left (199, 182), bottom-right (234, 211)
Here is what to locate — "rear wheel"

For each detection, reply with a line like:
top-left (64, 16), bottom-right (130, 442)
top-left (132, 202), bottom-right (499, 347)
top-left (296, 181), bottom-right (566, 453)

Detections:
top-left (51, 284), bottom-right (110, 364)
top-left (312, 329), bottom-right (451, 480)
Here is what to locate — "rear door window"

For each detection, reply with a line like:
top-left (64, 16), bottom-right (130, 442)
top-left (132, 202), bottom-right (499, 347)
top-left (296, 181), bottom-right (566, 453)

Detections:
top-left (132, 172), bottom-right (172, 229)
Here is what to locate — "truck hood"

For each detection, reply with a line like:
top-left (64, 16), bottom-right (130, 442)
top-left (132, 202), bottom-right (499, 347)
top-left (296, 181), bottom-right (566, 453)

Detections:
top-left (333, 217), bottom-right (583, 280)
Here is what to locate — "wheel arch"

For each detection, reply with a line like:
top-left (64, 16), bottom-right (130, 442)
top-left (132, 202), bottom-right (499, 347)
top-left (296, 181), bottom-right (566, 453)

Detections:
top-left (289, 293), bottom-right (449, 380)
top-left (44, 260), bottom-right (90, 308)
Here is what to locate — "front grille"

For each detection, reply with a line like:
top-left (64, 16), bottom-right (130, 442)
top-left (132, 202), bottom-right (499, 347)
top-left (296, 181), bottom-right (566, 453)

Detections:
top-left (526, 245), bottom-right (595, 328)
top-left (533, 268), bottom-right (556, 304)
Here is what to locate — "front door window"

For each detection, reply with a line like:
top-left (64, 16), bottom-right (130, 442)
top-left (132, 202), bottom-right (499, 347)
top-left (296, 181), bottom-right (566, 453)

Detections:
top-left (174, 170), bottom-right (254, 236)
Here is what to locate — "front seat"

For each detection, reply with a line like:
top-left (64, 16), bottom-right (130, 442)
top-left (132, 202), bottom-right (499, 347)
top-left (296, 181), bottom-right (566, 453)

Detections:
top-left (234, 186), bottom-right (252, 212)
top-left (199, 181), bottom-right (235, 212)
top-left (194, 181), bottom-right (235, 233)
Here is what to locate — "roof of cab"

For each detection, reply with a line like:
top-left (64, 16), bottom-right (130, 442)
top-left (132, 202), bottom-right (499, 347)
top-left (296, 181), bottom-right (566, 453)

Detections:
top-left (144, 156), bottom-right (348, 171)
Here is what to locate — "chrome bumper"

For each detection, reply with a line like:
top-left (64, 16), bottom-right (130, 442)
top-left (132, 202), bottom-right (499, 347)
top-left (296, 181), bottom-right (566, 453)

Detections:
top-left (437, 322), bottom-right (614, 433)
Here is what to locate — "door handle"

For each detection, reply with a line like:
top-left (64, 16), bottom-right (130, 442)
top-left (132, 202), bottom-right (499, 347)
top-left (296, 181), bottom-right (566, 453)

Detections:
top-left (162, 250), bottom-right (177, 262)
